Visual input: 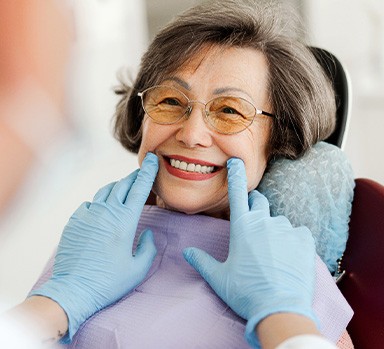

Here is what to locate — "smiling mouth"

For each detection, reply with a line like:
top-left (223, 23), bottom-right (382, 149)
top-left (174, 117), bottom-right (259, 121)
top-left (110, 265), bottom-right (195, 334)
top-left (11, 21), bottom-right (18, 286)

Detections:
top-left (165, 156), bottom-right (219, 174)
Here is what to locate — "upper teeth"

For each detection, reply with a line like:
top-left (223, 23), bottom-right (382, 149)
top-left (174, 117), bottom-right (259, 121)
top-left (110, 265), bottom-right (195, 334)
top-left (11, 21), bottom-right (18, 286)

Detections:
top-left (170, 158), bottom-right (215, 174)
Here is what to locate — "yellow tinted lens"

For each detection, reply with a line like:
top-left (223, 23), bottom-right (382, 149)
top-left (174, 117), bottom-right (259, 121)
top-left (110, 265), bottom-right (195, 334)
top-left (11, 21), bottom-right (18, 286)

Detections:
top-left (142, 86), bottom-right (188, 124)
top-left (207, 97), bottom-right (255, 133)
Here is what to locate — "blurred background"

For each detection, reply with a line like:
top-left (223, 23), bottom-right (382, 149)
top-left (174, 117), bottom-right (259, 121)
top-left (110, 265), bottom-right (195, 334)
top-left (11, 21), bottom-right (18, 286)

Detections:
top-left (1, 0), bottom-right (383, 310)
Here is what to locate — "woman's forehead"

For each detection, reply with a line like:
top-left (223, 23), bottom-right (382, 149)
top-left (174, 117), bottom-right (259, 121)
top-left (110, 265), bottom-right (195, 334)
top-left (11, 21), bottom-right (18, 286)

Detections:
top-left (159, 45), bottom-right (270, 101)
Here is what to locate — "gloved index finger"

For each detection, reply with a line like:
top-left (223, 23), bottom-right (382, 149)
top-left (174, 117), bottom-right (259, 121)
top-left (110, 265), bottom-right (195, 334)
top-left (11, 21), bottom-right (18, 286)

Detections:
top-left (124, 152), bottom-right (159, 220)
top-left (227, 158), bottom-right (249, 221)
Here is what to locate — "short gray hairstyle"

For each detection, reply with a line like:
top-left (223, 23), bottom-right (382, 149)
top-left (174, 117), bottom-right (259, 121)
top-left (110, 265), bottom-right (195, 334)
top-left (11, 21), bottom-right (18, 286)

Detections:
top-left (114, 0), bottom-right (336, 161)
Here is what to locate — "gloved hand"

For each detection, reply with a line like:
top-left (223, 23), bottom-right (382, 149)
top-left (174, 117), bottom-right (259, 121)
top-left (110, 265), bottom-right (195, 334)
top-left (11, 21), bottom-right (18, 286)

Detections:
top-left (29, 152), bottom-right (159, 343)
top-left (183, 158), bottom-right (317, 348)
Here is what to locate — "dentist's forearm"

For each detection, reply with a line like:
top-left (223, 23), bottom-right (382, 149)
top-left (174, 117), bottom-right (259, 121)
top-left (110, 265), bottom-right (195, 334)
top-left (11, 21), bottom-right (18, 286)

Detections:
top-left (6, 296), bottom-right (68, 345)
top-left (256, 313), bottom-right (336, 349)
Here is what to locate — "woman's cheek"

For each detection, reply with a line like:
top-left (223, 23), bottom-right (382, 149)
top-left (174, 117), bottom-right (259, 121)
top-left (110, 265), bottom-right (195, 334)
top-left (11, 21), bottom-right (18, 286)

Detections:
top-left (243, 155), bottom-right (268, 192)
top-left (137, 146), bottom-right (146, 167)
top-left (137, 118), bottom-right (155, 166)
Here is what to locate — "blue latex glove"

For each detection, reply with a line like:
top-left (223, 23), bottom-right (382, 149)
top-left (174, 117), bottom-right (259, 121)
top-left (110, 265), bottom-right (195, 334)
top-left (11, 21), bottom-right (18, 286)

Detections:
top-left (30, 153), bottom-right (159, 343)
top-left (183, 158), bottom-right (317, 348)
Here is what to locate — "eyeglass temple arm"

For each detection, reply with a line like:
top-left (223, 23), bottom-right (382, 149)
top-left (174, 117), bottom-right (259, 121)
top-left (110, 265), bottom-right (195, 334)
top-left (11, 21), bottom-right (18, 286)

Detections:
top-left (257, 109), bottom-right (275, 118)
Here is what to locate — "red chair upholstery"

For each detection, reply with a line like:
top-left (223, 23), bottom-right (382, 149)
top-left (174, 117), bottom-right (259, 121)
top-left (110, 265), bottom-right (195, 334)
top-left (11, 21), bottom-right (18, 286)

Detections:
top-left (337, 178), bottom-right (384, 348)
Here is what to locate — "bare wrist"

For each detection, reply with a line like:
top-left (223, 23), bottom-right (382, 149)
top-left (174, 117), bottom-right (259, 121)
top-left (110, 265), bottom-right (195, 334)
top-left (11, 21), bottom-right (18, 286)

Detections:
top-left (7, 296), bottom-right (69, 345)
top-left (256, 313), bottom-right (320, 349)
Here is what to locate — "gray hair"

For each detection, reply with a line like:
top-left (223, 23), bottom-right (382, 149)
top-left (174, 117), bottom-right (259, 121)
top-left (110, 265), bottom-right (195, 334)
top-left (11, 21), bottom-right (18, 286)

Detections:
top-left (114, 0), bottom-right (336, 160)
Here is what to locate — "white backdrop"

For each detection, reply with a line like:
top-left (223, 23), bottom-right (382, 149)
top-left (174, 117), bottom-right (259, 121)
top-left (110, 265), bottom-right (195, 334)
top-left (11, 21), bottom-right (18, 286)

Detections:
top-left (307, 0), bottom-right (384, 184)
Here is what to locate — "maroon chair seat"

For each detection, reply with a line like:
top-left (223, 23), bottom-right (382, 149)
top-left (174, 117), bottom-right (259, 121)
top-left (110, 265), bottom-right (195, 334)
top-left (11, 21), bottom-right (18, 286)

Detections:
top-left (337, 178), bottom-right (384, 348)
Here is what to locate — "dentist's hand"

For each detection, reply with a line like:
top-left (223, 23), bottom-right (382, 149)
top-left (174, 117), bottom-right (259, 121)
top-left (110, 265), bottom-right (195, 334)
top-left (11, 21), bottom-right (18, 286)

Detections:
top-left (183, 158), bottom-right (317, 348)
top-left (30, 153), bottom-right (159, 343)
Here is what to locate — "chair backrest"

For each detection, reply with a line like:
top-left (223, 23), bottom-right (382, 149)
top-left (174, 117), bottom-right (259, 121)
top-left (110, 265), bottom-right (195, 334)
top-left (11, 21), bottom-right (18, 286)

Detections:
top-left (337, 178), bottom-right (384, 348)
top-left (310, 47), bottom-right (352, 149)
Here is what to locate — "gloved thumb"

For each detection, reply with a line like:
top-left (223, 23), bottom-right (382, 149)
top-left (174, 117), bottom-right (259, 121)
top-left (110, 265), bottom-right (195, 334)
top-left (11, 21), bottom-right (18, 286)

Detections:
top-left (134, 229), bottom-right (157, 272)
top-left (183, 247), bottom-right (219, 284)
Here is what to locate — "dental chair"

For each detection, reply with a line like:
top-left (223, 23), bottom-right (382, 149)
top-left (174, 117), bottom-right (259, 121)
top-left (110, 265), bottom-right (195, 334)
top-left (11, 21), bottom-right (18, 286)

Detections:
top-left (311, 47), bottom-right (351, 150)
top-left (337, 178), bottom-right (384, 349)
top-left (314, 47), bottom-right (384, 348)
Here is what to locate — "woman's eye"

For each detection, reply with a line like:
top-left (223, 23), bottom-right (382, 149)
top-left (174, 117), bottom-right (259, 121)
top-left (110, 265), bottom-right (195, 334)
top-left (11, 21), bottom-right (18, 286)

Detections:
top-left (162, 98), bottom-right (181, 106)
top-left (216, 106), bottom-right (248, 121)
top-left (221, 107), bottom-right (238, 114)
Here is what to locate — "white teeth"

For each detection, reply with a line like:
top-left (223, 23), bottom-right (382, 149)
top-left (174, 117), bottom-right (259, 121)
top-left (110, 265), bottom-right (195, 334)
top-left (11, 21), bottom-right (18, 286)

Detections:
top-left (179, 161), bottom-right (187, 170)
top-left (169, 158), bottom-right (215, 174)
top-left (186, 163), bottom-right (195, 172)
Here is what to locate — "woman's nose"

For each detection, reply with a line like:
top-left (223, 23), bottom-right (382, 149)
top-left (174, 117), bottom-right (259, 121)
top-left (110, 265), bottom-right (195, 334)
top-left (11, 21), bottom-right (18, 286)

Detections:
top-left (175, 103), bottom-right (213, 148)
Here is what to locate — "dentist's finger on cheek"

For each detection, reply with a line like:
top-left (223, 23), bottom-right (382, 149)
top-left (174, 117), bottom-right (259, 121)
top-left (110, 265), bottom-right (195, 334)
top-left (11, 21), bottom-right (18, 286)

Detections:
top-left (248, 190), bottom-right (271, 219)
top-left (125, 152), bottom-right (159, 215)
top-left (105, 169), bottom-right (140, 205)
top-left (227, 158), bottom-right (249, 221)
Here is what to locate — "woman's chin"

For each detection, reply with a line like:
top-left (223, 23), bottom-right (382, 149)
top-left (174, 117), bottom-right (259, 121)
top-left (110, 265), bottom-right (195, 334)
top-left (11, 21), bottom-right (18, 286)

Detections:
top-left (155, 195), bottom-right (203, 215)
top-left (155, 194), bottom-right (229, 219)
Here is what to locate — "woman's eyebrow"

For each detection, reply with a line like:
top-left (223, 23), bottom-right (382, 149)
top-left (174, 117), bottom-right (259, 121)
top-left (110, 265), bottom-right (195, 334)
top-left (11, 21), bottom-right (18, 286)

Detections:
top-left (213, 87), bottom-right (254, 101)
top-left (162, 79), bottom-right (254, 101)
top-left (163, 77), bottom-right (190, 90)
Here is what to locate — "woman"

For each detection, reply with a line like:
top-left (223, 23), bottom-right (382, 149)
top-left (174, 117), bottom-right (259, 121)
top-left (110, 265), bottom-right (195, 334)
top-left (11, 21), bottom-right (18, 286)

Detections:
top-left (23, 1), bottom-right (353, 348)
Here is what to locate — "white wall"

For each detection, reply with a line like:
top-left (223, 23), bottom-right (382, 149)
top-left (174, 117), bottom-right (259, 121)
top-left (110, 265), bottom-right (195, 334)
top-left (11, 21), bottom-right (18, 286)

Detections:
top-left (0, 0), bottom-right (148, 310)
top-left (305, 0), bottom-right (384, 184)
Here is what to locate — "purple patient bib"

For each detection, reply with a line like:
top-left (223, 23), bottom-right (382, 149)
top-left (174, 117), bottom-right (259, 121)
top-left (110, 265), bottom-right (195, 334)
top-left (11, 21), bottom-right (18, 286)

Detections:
top-left (32, 206), bottom-right (353, 349)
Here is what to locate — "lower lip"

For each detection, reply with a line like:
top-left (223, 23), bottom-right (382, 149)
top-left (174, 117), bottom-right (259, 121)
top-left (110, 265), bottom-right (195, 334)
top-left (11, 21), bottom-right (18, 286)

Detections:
top-left (163, 158), bottom-right (221, 181)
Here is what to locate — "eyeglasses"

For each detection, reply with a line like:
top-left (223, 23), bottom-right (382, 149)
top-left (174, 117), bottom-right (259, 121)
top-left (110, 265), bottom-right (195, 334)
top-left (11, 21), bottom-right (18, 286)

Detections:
top-left (137, 85), bottom-right (274, 134)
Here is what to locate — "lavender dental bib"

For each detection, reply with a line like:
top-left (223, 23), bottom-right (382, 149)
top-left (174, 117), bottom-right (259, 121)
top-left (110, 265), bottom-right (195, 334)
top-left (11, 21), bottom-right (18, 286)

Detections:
top-left (32, 206), bottom-right (353, 349)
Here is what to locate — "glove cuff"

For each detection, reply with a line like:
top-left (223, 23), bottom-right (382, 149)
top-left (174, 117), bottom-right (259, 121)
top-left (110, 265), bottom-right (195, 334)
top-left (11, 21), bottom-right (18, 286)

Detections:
top-left (244, 308), bottom-right (319, 349)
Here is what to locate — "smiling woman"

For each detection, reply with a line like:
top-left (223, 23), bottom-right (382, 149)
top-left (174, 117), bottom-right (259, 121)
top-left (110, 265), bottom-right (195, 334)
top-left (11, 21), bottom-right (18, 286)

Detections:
top-left (25, 1), bottom-right (354, 348)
